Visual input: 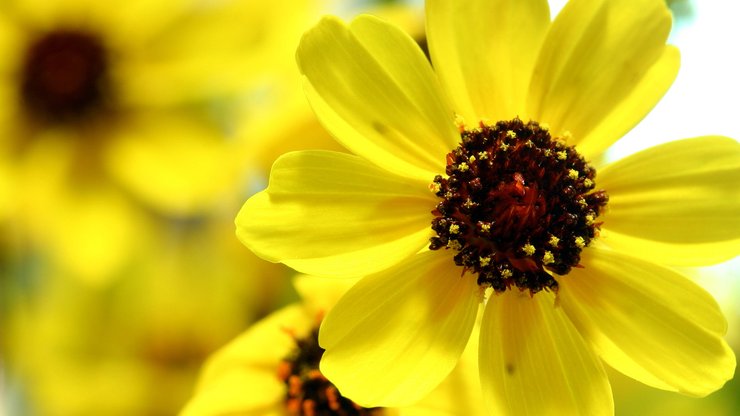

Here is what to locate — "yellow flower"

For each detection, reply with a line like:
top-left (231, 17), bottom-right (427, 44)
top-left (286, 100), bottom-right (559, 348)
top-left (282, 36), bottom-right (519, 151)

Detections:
top-left (180, 276), bottom-right (485, 416)
top-left (236, 0), bottom-right (739, 414)
top-left (0, 0), bottom-right (321, 281)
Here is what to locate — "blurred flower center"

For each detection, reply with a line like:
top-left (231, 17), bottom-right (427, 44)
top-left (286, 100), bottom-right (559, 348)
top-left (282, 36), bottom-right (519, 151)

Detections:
top-left (278, 327), bottom-right (384, 416)
top-left (429, 118), bottom-right (608, 294)
top-left (21, 30), bottom-right (109, 121)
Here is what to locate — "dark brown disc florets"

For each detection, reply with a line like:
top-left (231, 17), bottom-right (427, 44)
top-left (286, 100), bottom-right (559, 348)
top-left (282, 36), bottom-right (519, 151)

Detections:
top-left (429, 118), bottom-right (608, 294)
top-left (278, 327), bottom-right (383, 416)
top-left (21, 30), bottom-right (109, 122)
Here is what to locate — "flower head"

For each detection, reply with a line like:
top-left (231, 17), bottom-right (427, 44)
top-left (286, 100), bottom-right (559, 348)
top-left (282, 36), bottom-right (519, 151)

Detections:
top-left (236, 0), bottom-right (740, 414)
top-left (0, 0), bottom-right (323, 281)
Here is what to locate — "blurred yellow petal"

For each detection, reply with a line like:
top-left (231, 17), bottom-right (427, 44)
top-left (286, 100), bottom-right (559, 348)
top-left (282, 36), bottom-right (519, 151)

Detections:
top-left (0, 13), bottom-right (25, 73)
top-left (49, 188), bottom-right (147, 284)
top-left (181, 370), bottom-right (283, 416)
top-left (292, 274), bottom-right (359, 318)
top-left (600, 136), bottom-right (740, 246)
top-left (319, 250), bottom-right (479, 407)
top-left (297, 15), bottom-right (458, 182)
top-left (16, 132), bottom-right (148, 284)
top-left (115, 0), bottom-right (326, 108)
top-left (236, 150), bottom-right (434, 278)
top-left (183, 305), bottom-right (314, 416)
top-left (236, 91), bottom-right (347, 176)
top-left (480, 290), bottom-right (613, 416)
top-left (104, 114), bottom-right (240, 216)
top-left (527, 0), bottom-right (672, 155)
top-left (427, 0), bottom-right (550, 123)
top-left (560, 247), bottom-right (735, 397)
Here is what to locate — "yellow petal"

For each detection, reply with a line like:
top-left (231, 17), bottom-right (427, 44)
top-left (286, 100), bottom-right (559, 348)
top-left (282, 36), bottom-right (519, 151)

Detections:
top-left (319, 250), bottom-right (479, 406)
top-left (236, 150), bottom-right (434, 278)
top-left (480, 290), bottom-right (613, 416)
top-left (103, 113), bottom-right (241, 216)
top-left (600, 136), bottom-right (740, 247)
top-left (182, 303), bottom-right (314, 416)
top-left (181, 304), bottom-right (314, 414)
top-left (113, 0), bottom-right (306, 107)
top-left (94, 0), bottom-right (191, 51)
top-left (578, 46), bottom-right (680, 161)
top-left (599, 231), bottom-right (740, 267)
top-left (292, 274), bottom-right (359, 318)
top-left (180, 369), bottom-right (283, 416)
top-left (16, 133), bottom-right (148, 283)
top-left (197, 304), bottom-right (313, 387)
top-left (426, 0), bottom-right (550, 123)
top-left (559, 247), bottom-right (736, 397)
top-left (0, 13), bottom-right (24, 73)
top-left (528, 0), bottom-right (672, 152)
top-left (297, 15), bottom-right (458, 182)
top-left (399, 311), bottom-right (486, 416)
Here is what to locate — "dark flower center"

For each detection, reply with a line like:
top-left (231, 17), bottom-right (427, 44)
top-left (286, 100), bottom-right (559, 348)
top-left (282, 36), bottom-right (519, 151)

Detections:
top-left (429, 118), bottom-right (608, 294)
top-left (278, 327), bottom-right (383, 416)
top-left (21, 30), bottom-right (109, 121)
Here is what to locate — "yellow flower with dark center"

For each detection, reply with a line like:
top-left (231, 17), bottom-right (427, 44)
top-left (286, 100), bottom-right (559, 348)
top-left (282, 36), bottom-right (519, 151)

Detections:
top-left (180, 276), bottom-right (485, 416)
top-left (236, 0), bottom-right (739, 414)
top-left (0, 0), bottom-right (324, 281)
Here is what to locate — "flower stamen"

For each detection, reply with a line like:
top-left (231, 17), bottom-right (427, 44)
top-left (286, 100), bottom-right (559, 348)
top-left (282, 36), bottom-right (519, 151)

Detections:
top-left (429, 118), bottom-right (608, 294)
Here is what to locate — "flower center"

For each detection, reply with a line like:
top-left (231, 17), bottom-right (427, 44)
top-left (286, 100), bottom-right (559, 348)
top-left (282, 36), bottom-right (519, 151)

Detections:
top-left (21, 30), bottom-right (109, 122)
top-left (429, 118), bottom-right (608, 294)
top-left (278, 327), bottom-right (384, 416)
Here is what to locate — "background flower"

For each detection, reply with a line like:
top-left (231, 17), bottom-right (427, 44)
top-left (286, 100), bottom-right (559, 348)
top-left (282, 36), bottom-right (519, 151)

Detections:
top-left (1, 0), bottom-right (336, 414)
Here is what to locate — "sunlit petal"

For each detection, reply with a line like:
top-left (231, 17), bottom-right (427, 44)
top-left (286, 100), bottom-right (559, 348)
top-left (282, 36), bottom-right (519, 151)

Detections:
top-left (297, 15), bottom-right (458, 182)
top-left (236, 150), bottom-right (434, 277)
top-left (427, 0), bottom-right (550, 123)
top-left (319, 250), bottom-right (479, 406)
top-left (528, 0), bottom-right (672, 154)
top-left (600, 136), bottom-right (740, 248)
top-left (560, 248), bottom-right (736, 396)
top-left (480, 290), bottom-right (613, 415)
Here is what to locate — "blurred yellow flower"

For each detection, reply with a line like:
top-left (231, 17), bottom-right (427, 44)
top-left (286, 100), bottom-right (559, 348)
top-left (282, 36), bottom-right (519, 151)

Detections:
top-left (180, 276), bottom-right (485, 416)
top-left (236, 0), bottom-right (739, 414)
top-left (0, 0), bottom-right (328, 282)
top-left (3, 214), bottom-right (292, 416)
